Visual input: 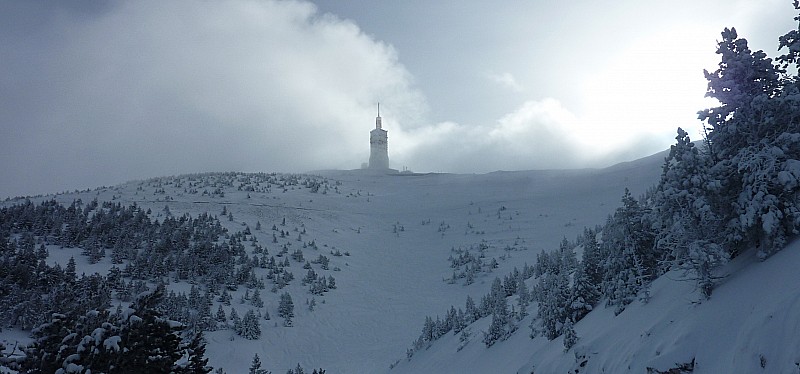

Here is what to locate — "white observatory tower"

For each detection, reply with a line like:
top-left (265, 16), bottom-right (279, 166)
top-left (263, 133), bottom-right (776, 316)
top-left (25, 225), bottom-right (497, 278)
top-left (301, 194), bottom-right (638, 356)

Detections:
top-left (368, 103), bottom-right (389, 169)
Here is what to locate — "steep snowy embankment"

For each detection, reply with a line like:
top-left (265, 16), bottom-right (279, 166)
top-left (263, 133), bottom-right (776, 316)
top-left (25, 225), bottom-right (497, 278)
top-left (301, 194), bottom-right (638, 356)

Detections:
top-left (390, 232), bottom-right (800, 374)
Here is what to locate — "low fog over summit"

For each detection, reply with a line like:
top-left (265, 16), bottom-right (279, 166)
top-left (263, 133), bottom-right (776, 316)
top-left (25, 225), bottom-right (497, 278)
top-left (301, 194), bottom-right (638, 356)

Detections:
top-left (0, 0), bottom-right (795, 198)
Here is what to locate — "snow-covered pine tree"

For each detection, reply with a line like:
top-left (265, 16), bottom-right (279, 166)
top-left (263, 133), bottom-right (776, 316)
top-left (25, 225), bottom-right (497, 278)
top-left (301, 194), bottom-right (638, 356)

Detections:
top-left (488, 277), bottom-right (506, 313)
top-left (251, 290), bottom-right (264, 308)
top-left (249, 353), bottom-right (270, 374)
top-left (562, 317), bottom-right (578, 352)
top-left (180, 331), bottom-right (213, 374)
top-left (66, 256), bottom-right (77, 279)
top-left (189, 285), bottom-right (201, 310)
top-left (654, 128), bottom-right (728, 298)
top-left (113, 286), bottom-right (185, 372)
top-left (699, 27), bottom-right (782, 161)
top-left (558, 237), bottom-right (578, 271)
top-left (568, 261), bottom-right (600, 322)
top-left (698, 21), bottom-right (800, 259)
top-left (516, 277), bottom-right (530, 320)
top-left (216, 305), bottom-right (227, 323)
top-left (289, 363), bottom-right (306, 374)
top-left (239, 310), bottom-right (261, 340)
top-left (537, 266), bottom-right (570, 340)
top-left (601, 189), bottom-right (658, 312)
top-left (327, 275), bottom-right (336, 289)
top-left (230, 307), bottom-right (241, 332)
top-left (420, 316), bottom-right (435, 343)
top-left (219, 289), bottom-right (232, 306)
top-left (580, 228), bottom-right (603, 288)
top-left (454, 308), bottom-right (467, 333)
top-left (482, 293), bottom-right (512, 347)
top-left (22, 312), bottom-right (74, 373)
top-left (278, 292), bottom-right (295, 327)
top-left (23, 286), bottom-right (190, 373)
top-left (464, 295), bottom-right (479, 324)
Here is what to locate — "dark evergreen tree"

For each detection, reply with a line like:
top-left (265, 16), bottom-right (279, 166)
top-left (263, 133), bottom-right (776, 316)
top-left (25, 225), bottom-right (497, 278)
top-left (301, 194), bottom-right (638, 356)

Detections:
top-left (580, 228), bottom-right (603, 288)
top-left (230, 307), bottom-right (241, 332)
top-left (65, 257), bottom-right (77, 279)
top-left (180, 332), bottom-right (213, 374)
top-left (239, 310), bottom-right (262, 340)
top-left (516, 277), bottom-right (530, 316)
top-left (327, 275), bottom-right (336, 289)
top-left (482, 295), bottom-right (511, 347)
top-left (249, 353), bottom-right (270, 374)
top-left (278, 292), bottom-right (295, 327)
top-left (114, 286), bottom-right (184, 373)
top-left (22, 312), bottom-right (75, 373)
top-left (291, 363), bottom-right (305, 374)
top-left (464, 295), bottom-right (479, 323)
top-left (251, 289), bottom-right (264, 308)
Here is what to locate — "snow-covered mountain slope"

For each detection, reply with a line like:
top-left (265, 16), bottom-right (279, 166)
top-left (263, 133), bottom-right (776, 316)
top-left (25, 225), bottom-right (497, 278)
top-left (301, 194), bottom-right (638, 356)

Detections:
top-left (390, 237), bottom-right (800, 374)
top-left (20, 147), bottom-right (799, 374)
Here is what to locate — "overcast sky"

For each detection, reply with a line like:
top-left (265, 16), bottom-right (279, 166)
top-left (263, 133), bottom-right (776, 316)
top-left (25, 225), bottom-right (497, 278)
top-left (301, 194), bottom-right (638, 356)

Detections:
top-left (0, 0), bottom-right (796, 198)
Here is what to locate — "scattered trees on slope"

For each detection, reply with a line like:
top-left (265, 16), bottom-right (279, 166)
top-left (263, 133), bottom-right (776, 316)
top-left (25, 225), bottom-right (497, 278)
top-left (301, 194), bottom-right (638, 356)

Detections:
top-left (0, 171), bottom-right (347, 372)
top-left (402, 8), bottom-right (800, 361)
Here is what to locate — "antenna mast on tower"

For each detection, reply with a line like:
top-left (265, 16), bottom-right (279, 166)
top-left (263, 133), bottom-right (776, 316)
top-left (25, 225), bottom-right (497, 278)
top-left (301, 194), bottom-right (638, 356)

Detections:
top-left (375, 102), bottom-right (382, 129)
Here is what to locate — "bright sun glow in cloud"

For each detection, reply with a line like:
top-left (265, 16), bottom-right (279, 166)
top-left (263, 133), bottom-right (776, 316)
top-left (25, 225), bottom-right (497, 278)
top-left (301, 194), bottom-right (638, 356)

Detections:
top-left (578, 26), bottom-right (722, 150)
top-left (390, 24), bottom-right (729, 173)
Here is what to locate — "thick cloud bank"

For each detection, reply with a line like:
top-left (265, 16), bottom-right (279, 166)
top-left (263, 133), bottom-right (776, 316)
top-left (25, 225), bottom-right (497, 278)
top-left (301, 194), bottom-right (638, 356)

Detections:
top-left (1, 0), bottom-right (424, 197)
top-left (2, 0), bottom-right (794, 197)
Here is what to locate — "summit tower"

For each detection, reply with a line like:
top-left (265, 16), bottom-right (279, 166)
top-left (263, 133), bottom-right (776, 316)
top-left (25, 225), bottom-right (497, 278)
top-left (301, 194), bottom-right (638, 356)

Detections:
top-left (368, 103), bottom-right (389, 169)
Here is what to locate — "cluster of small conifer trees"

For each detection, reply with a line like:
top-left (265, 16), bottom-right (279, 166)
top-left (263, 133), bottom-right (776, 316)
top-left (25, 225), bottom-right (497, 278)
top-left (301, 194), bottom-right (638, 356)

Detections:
top-left (0, 170), bottom-right (344, 371)
top-left (244, 353), bottom-right (326, 374)
top-left (136, 172), bottom-right (334, 197)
